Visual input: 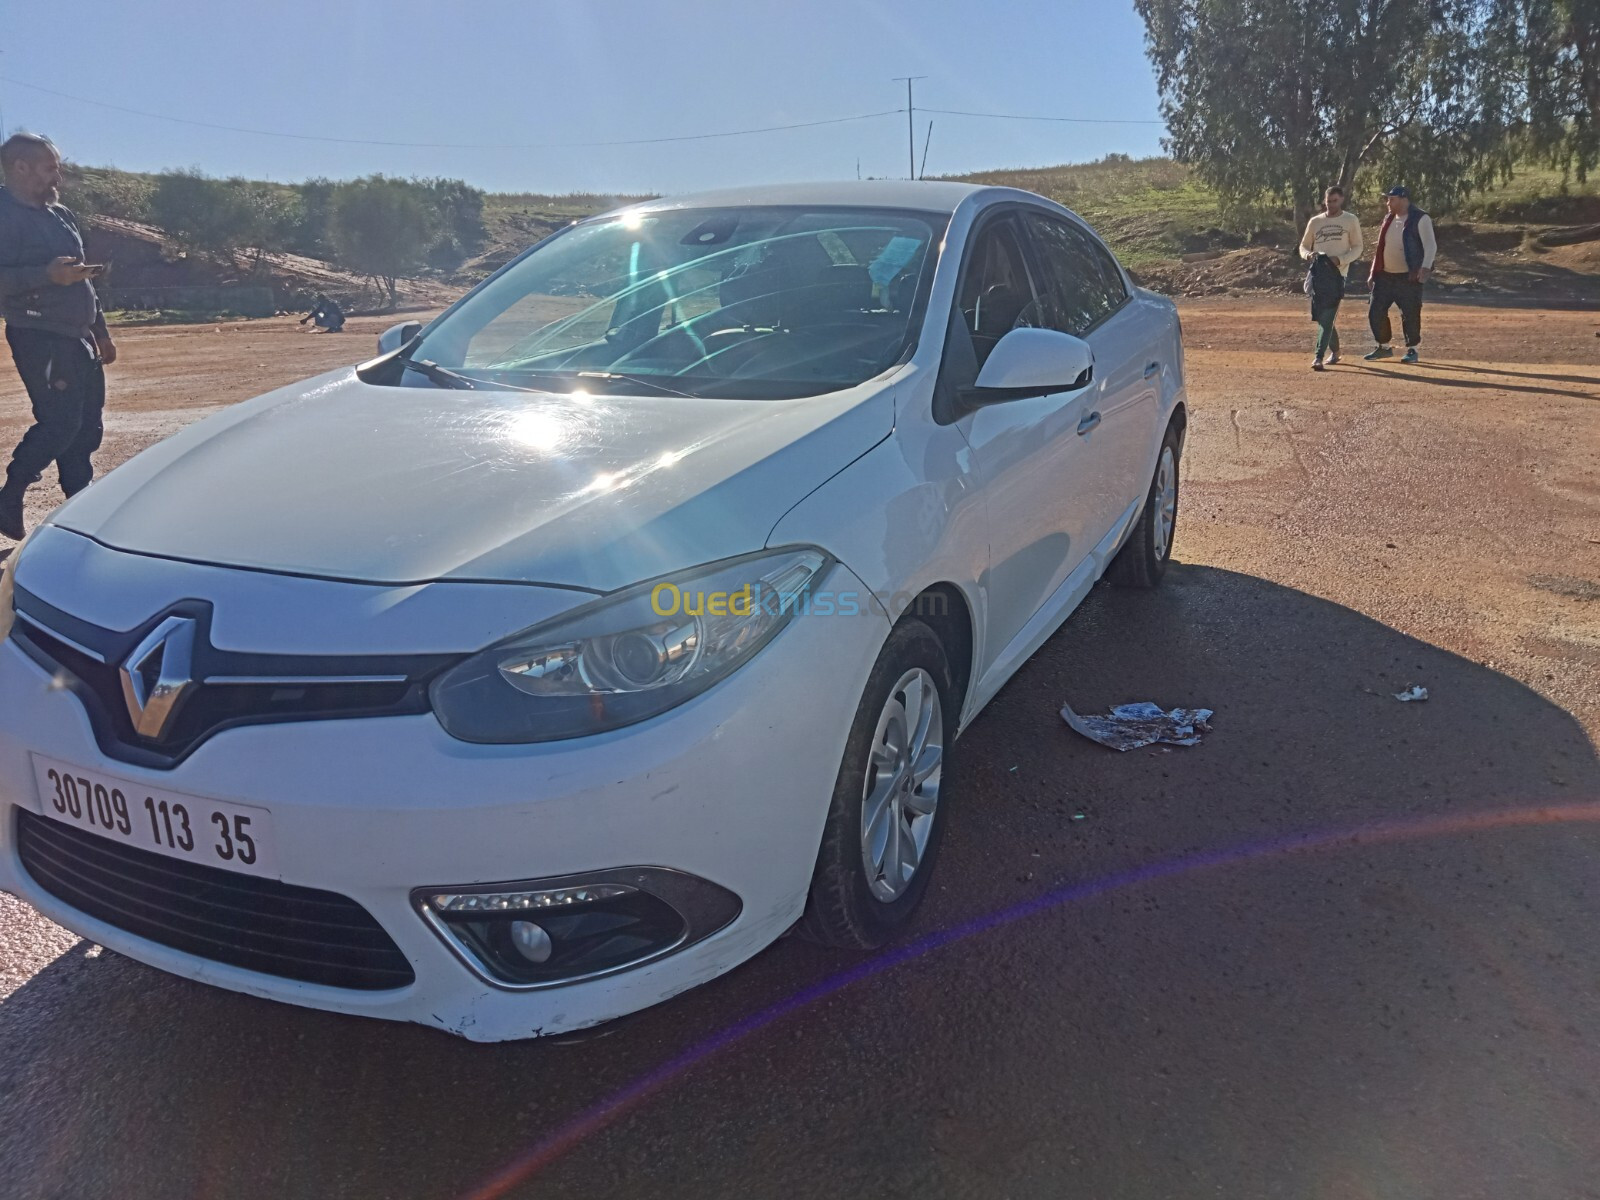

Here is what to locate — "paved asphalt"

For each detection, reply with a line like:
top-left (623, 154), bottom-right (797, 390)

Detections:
top-left (2, 302), bottom-right (1598, 1199)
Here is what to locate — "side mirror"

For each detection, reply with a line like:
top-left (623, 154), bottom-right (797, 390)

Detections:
top-left (965, 327), bottom-right (1094, 405)
top-left (377, 321), bottom-right (423, 356)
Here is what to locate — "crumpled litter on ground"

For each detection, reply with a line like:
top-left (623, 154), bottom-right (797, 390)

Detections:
top-left (1393, 685), bottom-right (1429, 702)
top-left (1060, 701), bottom-right (1214, 751)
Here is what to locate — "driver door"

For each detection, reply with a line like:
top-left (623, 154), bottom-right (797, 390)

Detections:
top-left (943, 212), bottom-right (1100, 678)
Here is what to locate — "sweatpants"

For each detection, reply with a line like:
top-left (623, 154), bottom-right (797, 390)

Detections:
top-left (1369, 272), bottom-right (1424, 348)
top-left (4, 325), bottom-right (106, 497)
top-left (1313, 302), bottom-right (1342, 358)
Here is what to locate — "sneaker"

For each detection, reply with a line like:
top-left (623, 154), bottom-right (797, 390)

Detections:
top-left (1400, 348), bottom-right (1419, 364)
top-left (0, 488), bottom-right (23, 542)
top-left (1312, 357), bottom-right (1325, 371)
top-left (1364, 346), bottom-right (1394, 361)
top-left (1327, 351), bottom-right (1341, 365)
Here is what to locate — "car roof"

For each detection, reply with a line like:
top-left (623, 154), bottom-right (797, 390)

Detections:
top-left (623, 180), bottom-right (1031, 217)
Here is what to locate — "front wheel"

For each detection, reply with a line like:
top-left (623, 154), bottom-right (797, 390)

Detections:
top-left (1106, 422), bottom-right (1182, 588)
top-left (801, 620), bottom-right (955, 949)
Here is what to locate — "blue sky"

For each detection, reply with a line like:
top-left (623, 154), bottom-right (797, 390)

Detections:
top-left (1, 0), bottom-right (1166, 194)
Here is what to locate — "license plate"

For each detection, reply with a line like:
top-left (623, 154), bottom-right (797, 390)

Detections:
top-left (31, 755), bottom-right (275, 877)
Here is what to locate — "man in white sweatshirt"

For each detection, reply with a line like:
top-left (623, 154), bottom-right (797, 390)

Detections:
top-left (1298, 185), bottom-right (1363, 370)
top-left (1364, 185), bottom-right (1437, 364)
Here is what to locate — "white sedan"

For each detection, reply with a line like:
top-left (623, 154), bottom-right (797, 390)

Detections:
top-left (0, 181), bottom-right (1186, 1040)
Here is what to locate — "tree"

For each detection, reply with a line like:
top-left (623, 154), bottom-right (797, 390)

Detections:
top-left (327, 176), bottom-right (438, 307)
top-left (1135, 0), bottom-right (1517, 223)
top-left (291, 177), bottom-right (337, 258)
top-left (150, 170), bottom-right (302, 267)
top-left (60, 165), bottom-right (154, 223)
top-left (1511, 0), bottom-right (1600, 180)
top-left (420, 177), bottom-right (486, 265)
top-left (150, 170), bottom-right (249, 259)
top-left (232, 182), bottom-right (302, 269)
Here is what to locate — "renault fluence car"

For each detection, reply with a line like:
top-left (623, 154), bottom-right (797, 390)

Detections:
top-left (0, 182), bottom-right (1186, 1040)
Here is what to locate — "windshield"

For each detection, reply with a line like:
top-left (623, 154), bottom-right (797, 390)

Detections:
top-left (403, 206), bottom-right (946, 399)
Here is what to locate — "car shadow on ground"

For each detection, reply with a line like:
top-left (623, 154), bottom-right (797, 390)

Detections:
top-left (2, 564), bottom-right (1597, 1200)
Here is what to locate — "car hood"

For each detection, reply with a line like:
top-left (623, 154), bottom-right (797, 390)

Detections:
top-left (53, 369), bottom-right (894, 591)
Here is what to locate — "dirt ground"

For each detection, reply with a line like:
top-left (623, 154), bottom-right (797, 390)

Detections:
top-left (2, 299), bottom-right (1600, 1199)
top-left (1178, 296), bottom-right (1600, 729)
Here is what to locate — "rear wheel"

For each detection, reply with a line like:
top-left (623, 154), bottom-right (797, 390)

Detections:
top-left (1106, 422), bottom-right (1182, 588)
top-left (801, 620), bottom-right (954, 949)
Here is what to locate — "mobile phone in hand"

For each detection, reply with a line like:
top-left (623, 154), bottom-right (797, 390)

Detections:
top-left (85, 264), bottom-right (108, 278)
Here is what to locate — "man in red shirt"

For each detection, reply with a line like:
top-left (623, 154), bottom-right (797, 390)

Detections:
top-left (1364, 186), bottom-right (1437, 365)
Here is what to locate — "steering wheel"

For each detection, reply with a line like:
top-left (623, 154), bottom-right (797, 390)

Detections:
top-left (722, 324), bottom-right (889, 380)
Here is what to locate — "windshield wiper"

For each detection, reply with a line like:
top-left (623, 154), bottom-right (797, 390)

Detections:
top-left (575, 371), bottom-right (699, 399)
top-left (405, 358), bottom-right (479, 390)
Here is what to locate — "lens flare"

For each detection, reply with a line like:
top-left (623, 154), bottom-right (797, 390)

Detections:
top-left (456, 800), bottom-right (1600, 1200)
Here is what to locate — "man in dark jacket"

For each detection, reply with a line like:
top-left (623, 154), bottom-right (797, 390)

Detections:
top-left (0, 133), bottom-right (116, 541)
top-left (1364, 185), bottom-right (1437, 365)
top-left (300, 292), bottom-right (345, 333)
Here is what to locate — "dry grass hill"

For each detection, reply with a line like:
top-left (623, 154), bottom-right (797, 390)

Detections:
top-left (63, 158), bottom-right (1600, 322)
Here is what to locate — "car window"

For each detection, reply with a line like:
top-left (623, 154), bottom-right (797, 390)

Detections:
top-left (955, 216), bottom-right (1040, 368)
top-left (406, 206), bottom-right (945, 400)
top-left (1084, 230), bottom-right (1130, 310)
top-left (1024, 213), bottom-right (1128, 336)
top-left (463, 249), bottom-right (629, 366)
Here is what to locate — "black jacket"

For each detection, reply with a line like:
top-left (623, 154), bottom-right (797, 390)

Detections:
top-left (1304, 253), bottom-right (1345, 313)
top-left (0, 187), bottom-right (107, 340)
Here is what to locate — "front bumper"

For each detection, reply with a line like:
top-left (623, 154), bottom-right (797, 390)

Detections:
top-left (0, 563), bottom-right (886, 1041)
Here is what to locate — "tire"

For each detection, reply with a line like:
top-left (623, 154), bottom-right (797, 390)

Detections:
top-left (1106, 421), bottom-right (1182, 588)
top-left (800, 619), bottom-right (956, 949)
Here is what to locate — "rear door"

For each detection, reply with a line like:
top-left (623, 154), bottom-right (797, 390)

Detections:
top-left (1022, 211), bottom-right (1160, 556)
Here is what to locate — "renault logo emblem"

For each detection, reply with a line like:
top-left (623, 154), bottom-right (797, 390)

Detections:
top-left (119, 616), bottom-right (199, 740)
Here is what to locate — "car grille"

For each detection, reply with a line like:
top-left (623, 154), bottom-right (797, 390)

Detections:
top-left (11, 591), bottom-right (453, 768)
top-left (15, 809), bottom-right (416, 990)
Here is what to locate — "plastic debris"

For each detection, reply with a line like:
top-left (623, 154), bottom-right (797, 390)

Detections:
top-left (1060, 701), bottom-right (1213, 751)
top-left (1393, 685), bottom-right (1429, 702)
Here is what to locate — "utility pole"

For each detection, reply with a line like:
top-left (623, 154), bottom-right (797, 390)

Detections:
top-left (892, 76), bottom-right (926, 180)
top-left (919, 121), bottom-right (934, 180)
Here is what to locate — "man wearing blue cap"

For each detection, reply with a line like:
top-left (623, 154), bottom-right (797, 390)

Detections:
top-left (1364, 186), bottom-right (1436, 364)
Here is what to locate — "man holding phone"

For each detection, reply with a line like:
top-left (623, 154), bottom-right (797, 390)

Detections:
top-left (0, 132), bottom-right (116, 541)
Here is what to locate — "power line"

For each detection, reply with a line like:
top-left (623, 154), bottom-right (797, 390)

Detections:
top-left (0, 76), bottom-right (904, 149)
top-left (0, 72), bottom-right (1167, 171)
top-left (922, 106), bottom-right (1163, 126)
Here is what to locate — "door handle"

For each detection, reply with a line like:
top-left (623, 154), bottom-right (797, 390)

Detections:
top-left (1144, 361), bottom-right (1162, 379)
top-left (1077, 411), bottom-right (1102, 436)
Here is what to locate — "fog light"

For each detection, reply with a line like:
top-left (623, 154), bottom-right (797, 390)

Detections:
top-left (414, 867), bottom-right (742, 990)
top-left (429, 884), bottom-right (633, 912)
top-left (423, 887), bottom-right (686, 987)
top-left (510, 920), bottom-right (553, 963)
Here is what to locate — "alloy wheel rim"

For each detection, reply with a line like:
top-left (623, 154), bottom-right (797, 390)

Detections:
top-left (1154, 445), bottom-right (1177, 561)
top-left (860, 668), bottom-right (944, 902)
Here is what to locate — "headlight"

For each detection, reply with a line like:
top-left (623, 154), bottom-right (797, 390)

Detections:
top-left (0, 531), bottom-right (29, 644)
top-left (431, 547), bottom-right (829, 743)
